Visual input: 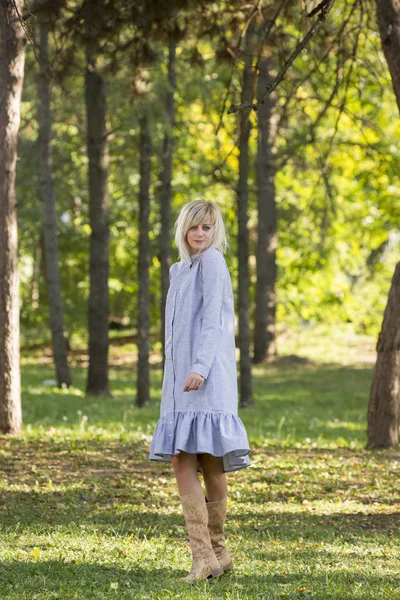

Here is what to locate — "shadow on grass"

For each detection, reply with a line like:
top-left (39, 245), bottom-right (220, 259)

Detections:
top-left (0, 559), bottom-right (398, 600)
top-left (1, 479), bottom-right (399, 546)
top-left (1, 438), bottom-right (399, 534)
top-left (0, 560), bottom-right (178, 598)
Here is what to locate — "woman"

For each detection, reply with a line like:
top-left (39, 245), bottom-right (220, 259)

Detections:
top-left (149, 199), bottom-right (251, 582)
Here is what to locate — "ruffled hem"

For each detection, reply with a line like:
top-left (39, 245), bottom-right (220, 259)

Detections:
top-left (149, 410), bottom-right (251, 473)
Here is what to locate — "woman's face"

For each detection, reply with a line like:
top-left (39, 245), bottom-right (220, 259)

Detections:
top-left (186, 221), bottom-right (214, 254)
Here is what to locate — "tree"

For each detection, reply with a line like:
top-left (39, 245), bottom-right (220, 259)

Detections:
top-left (367, 263), bottom-right (400, 447)
top-left (367, 0), bottom-right (400, 447)
top-left (237, 25), bottom-right (254, 408)
top-left (136, 113), bottom-right (152, 407)
top-left (37, 6), bottom-right (72, 388)
top-left (376, 0), bottom-right (400, 108)
top-left (84, 0), bottom-right (111, 397)
top-left (0, 0), bottom-right (27, 434)
top-left (160, 41), bottom-right (177, 371)
top-left (253, 32), bottom-right (278, 362)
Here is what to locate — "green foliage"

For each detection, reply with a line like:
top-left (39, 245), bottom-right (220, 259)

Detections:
top-left (16, 2), bottom-right (400, 346)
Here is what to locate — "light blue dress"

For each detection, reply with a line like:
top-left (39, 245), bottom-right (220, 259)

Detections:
top-left (149, 246), bottom-right (251, 472)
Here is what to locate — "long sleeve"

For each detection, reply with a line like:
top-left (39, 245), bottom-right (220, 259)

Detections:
top-left (190, 251), bottom-right (225, 380)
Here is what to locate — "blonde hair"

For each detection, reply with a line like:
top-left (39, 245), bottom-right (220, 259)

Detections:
top-left (174, 199), bottom-right (229, 263)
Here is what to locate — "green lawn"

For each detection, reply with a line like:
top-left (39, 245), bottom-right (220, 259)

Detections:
top-left (1, 332), bottom-right (399, 599)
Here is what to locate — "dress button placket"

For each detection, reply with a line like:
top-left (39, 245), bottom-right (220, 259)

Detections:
top-left (169, 289), bottom-right (177, 453)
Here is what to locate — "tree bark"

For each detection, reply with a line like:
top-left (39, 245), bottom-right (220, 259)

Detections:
top-left (237, 27), bottom-right (254, 408)
top-left (367, 263), bottom-right (400, 447)
top-left (37, 11), bottom-right (71, 388)
top-left (136, 115), bottom-right (152, 407)
top-left (85, 0), bottom-right (110, 396)
top-left (253, 49), bottom-right (278, 363)
top-left (366, 0), bottom-right (400, 446)
top-left (0, 0), bottom-right (26, 434)
top-left (160, 41), bottom-right (176, 372)
top-left (376, 0), bottom-right (400, 109)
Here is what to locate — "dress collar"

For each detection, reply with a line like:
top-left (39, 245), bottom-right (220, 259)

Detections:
top-left (189, 246), bottom-right (211, 267)
top-left (189, 254), bottom-right (202, 266)
top-left (188, 246), bottom-right (212, 269)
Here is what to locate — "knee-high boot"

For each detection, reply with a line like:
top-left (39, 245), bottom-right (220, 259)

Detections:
top-left (206, 497), bottom-right (233, 572)
top-left (179, 490), bottom-right (224, 582)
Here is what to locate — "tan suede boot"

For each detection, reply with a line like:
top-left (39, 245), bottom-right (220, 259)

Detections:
top-left (179, 490), bottom-right (224, 583)
top-left (206, 497), bottom-right (233, 572)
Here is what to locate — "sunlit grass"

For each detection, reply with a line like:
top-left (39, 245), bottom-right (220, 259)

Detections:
top-left (277, 322), bottom-right (376, 366)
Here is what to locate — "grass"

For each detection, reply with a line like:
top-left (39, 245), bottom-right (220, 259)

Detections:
top-left (1, 328), bottom-right (399, 599)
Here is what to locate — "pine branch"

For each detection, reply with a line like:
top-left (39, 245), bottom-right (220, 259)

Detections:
top-left (227, 0), bottom-right (337, 114)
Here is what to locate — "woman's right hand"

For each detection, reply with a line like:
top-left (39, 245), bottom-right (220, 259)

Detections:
top-left (183, 372), bottom-right (205, 392)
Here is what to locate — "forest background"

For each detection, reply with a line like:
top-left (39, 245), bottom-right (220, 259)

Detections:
top-left (17, 1), bottom-right (400, 351)
top-left (1, 0), bottom-right (400, 598)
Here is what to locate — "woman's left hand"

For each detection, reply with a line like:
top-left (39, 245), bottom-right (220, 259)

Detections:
top-left (183, 372), bottom-right (205, 392)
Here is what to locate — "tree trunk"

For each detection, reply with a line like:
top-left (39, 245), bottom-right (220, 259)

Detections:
top-left (136, 115), bottom-right (152, 407)
top-left (85, 2), bottom-right (110, 396)
top-left (237, 28), bottom-right (254, 408)
top-left (253, 50), bottom-right (278, 363)
top-left (367, 263), bottom-right (400, 447)
top-left (160, 41), bottom-right (176, 372)
top-left (366, 0), bottom-right (400, 446)
top-left (376, 0), bottom-right (400, 109)
top-left (37, 12), bottom-right (71, 388)
top-left (0, 0), bottom-right (26, 434)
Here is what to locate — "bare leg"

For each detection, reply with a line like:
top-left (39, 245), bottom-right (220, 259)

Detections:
top-left (198, 453), bottom-right (227, 501)
top-left (171, 451), bottom-right (203, 496)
